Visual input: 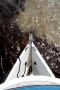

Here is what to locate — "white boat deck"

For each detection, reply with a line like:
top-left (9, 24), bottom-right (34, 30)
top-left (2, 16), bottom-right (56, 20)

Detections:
top-left (0, 76), bottom-right (60, 90)
top-left (5, 42), bottom-right (54, 82)
top-left (0, 33), bottom-right (60, 89)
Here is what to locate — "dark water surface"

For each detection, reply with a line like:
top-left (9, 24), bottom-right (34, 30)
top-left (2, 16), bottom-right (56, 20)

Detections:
top-left (0, 0), bottom-right (26, 83)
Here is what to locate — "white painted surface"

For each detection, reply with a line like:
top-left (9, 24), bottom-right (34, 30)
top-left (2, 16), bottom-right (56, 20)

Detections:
top-left (6, 42), bottom-right (54, 82)
top-left (0, 76), bottom-right (60, 90)
top-left (6, 44), bottom-right (31, 81)
top-left (32, 42), bottom-right (54, 77)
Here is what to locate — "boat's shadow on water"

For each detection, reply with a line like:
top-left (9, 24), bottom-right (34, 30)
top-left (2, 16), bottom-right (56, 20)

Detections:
top-left (0, 0), bottom-right (26, 84)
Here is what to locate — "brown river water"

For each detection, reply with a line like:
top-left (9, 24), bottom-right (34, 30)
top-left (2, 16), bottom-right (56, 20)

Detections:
top-left (17, 0), bottom-right (60, 46)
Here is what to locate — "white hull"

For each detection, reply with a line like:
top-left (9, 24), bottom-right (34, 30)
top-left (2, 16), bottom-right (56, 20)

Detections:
top-left (0, 76), bottom-right (60, 90)
top-left (0, 37), bottom-right (60, 89)
top-left (5, 42), bottom-right (54, 82)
